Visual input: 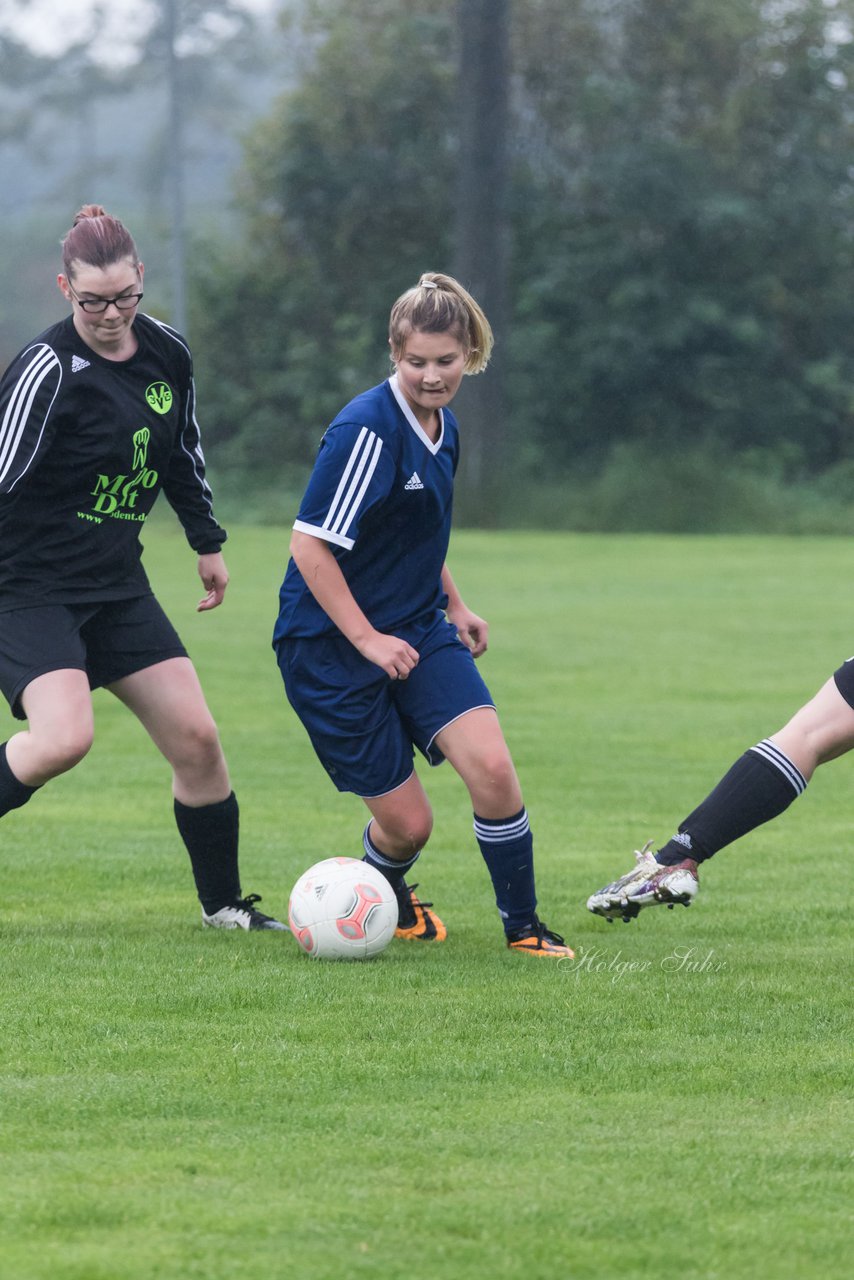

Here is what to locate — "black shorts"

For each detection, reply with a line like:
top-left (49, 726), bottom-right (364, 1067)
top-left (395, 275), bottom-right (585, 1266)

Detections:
top-left (833, 657), bottom-right (854, 709)
top-left (0, 596), bottom-right (187, 720)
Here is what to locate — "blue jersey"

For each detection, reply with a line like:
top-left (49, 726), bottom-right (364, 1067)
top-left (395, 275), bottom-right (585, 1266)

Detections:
top-left (275, 376), bottom-right (459, 639)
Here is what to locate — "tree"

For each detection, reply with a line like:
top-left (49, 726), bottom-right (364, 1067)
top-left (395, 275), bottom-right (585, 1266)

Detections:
top-left (509, 0), bottom-right (854, 476)
top-left (0, 1), bottom-right (279, 341)
top-left (189, 0), bottom-right (854, 524)
top-left (128, 0), bottom-right (276, 335)
top-left (192, 0), bottom-right (457, 472)
top-left (453, 0), bottom-right (511, 523)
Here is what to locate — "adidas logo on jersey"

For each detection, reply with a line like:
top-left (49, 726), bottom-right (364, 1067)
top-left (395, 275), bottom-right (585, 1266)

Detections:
top-left (71, 355), bottom-right (91, 372)
top-left (404, 472), bottom-right (424, 490)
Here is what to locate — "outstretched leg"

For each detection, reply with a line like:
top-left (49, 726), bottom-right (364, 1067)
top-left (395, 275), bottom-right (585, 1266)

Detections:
top-left (588, 676), bottom-right (854, 922)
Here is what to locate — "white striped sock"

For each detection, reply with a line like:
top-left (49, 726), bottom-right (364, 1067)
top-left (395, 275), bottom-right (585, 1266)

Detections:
top-left (473, 809), bottom-right (530, 844)
top-left (749, 739), bottom-right (807, 796)
top-left (362, 825), bottom-right (419, 873)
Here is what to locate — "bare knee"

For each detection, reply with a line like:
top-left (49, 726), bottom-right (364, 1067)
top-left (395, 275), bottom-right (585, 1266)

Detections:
top-left (171, 715), bottom-right (224, 774)
top-left (391, 814), bottom-right (434, 856)
top-left (31, 722), bottom-right (94, 780)
top-left (373, 811), bottom-right (433, 859)
top-left (466, 747), bottom-right (522, 813)
top-left (14, 671), bottom-right (94, 784)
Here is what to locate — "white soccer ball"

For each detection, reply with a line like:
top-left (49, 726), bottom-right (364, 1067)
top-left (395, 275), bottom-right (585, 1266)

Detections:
top-left (288, 857), bottom-right (398, 960)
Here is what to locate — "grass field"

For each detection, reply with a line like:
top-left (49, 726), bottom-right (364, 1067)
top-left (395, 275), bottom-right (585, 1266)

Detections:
top-left (1, 524), bottom-right (851, 1280)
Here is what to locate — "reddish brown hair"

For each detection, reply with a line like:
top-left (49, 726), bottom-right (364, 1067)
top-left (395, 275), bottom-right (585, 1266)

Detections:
top-left (61, 204), bottom-right (139, 278)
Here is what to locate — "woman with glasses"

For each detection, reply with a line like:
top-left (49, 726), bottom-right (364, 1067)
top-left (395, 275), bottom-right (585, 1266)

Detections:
top-left (0, 204), bottom-right (285, 931)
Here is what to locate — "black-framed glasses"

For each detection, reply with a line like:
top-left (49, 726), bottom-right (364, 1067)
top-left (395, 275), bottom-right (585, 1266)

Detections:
top-left (67, 283), bottom-right (144, 314)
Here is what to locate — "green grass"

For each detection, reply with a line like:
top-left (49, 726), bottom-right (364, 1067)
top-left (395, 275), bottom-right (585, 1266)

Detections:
top-left (1, 526), bottom-right (852, 1279)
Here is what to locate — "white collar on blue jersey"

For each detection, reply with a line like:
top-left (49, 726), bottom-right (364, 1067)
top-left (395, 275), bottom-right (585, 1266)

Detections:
top-left (388, 373), bottom-right (444, 454)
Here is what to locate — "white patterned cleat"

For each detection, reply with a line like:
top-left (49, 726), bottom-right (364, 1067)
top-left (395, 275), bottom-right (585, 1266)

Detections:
top-left (202, 893), bottom-right (289, 931)
top-left (586, 842), bottom-right (699, 923)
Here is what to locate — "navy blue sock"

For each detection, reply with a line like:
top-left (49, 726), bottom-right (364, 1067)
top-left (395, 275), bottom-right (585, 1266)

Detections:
top-left (656, 740), bottom-right (806, 865)
top-left (174, 792), bottom-right (242, 914)
top-left (473, 808), bottom-right (537, 935)
top-left (361, 824), bottom-right (419, 892)
top-left (0, 742), bottom-right (40, 818)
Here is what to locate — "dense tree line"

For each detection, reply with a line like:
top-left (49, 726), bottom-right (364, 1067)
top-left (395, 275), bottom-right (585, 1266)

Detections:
top-left (187, 0), bottom-right (854, 525)
top-left (191, 0), bottom-right (458, 476)
top-left (5, 1), bottom-right (854, 527)
top-left (509, 0), bottom-right (854, 476)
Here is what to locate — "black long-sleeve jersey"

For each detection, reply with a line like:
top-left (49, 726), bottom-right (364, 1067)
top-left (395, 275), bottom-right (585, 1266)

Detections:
top-left (0, 312), bottom-right (227, 611)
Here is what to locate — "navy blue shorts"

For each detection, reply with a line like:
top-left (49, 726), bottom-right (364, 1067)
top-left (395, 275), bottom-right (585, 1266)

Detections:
top-left (0, 596), bottom-right (187, 720)
top-left (276, 614), bottom-right (495, 797)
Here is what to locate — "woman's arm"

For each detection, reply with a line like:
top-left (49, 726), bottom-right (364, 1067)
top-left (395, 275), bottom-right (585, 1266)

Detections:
top-left (441, 564), bottom-right (489, 658)
top-left (290, 530), bottom-right (419, 679)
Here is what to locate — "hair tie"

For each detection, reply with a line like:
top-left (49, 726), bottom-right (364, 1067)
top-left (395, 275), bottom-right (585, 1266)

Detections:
top-left (420, 279), bottom-right (438, 290)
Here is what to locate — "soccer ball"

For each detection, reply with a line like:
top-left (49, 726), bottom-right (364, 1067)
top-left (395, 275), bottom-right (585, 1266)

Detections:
top-left (288, 857), bottom-right (398, 960)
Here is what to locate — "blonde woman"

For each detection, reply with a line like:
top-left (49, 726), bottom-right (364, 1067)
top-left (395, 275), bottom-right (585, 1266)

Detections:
top-left (274, 273), bottom-right (573, 956)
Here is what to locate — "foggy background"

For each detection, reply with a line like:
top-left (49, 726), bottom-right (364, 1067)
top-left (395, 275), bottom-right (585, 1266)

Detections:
top-left (3, 0), bottom-right (854, 530)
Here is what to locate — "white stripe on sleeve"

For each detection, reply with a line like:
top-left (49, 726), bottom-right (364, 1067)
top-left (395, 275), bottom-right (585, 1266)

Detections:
top-left (322, 428), bottom-right (383, 540)
top-left (0, 345), bottom-right (60, 489)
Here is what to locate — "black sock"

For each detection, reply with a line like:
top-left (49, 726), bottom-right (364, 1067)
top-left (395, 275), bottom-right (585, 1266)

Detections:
top-left (0, 742), bottom-right (40, 818)
top-left (656, 739), bottom-right (806, 865)
top-left (473, 808), bottom-right (537, 935)
top-left (361, 824), bottom-right (420, 893)
top-left (174, 792), bottom-right (242, 914)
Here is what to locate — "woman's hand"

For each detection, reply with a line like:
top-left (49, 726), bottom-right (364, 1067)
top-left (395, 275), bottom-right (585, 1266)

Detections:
top-left (442, 564), bottom-right (488, 658)
top-left (447, 602), bottom-right (489, 658)
top-left (357, 631), bottom-right (420, 681)
top-left (197, 552), bottom-right (229, 611)
top-left (290, 530), bottom-right (420, 676)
